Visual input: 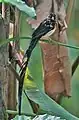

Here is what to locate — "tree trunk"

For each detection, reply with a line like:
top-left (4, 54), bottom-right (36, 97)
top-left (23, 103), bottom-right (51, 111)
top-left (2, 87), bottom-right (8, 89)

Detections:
top-left (0, 15), bottom-right (8, 120)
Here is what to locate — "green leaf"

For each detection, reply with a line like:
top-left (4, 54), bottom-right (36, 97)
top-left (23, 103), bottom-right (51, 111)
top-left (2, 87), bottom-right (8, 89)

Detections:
top-left (11, 114), bottom-right (66, 120)
top-left (24, 88), bottom-right (79, 120)
top-left (33, 114), bottom-right (66, 120)
top-left (4, 0), bottom-right (36, 18)
top-left (11, 115), bottom-right (31, 120)
top-left (0, 37), bottom-right (18, 47)
top-left (21, 91), bottom-right (33, 114)
top-left (7, 110), bottom-right (66, 120)
top-left (0, 0), bottom-right (3, 2)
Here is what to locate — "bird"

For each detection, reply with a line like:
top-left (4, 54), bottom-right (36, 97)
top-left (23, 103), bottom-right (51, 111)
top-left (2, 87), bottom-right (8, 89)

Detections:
top-left (18, 12), bottom-right (57, 115)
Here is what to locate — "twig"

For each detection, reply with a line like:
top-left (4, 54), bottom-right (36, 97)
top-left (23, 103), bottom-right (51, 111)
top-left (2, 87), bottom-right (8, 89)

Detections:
top-left (7, 62), bottom-right (20, 81)
top-left (1, 36), bottom-right (79, 50)
top-left (7, 37), bottom-right (79, 78)
top-left (66, 0), bottom-right (75, 25)
top-left (7, 36), bottom-right (79, 78)
top-left (19, 37), bottom-right (79, 50)
top-left (40, 38), bottom-right (79, 50)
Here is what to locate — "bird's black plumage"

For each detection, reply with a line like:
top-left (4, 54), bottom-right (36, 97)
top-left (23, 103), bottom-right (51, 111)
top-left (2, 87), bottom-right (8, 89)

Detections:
top-left (18, 13), bottom-right (56, 115)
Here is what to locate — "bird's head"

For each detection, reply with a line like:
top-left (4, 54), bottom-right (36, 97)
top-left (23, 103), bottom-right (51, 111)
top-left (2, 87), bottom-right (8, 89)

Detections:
top-left (48, 13), bottom-right (57, 23)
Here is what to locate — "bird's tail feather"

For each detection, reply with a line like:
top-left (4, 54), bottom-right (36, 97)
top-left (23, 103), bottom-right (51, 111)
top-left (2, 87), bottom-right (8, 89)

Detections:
top-left (18, 49), bottom-right (31, 115)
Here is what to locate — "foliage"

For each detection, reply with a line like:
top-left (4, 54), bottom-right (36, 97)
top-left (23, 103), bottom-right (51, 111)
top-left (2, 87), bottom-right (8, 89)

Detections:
top-left (0, 0), bottom-right (36, 18)
top-left (23, 88), bottom-right (78, 120)
top-left (11, 114), bottom-right (66, 120)
top-left (18, 9), bottom-right (79, 120)
top-left (11, 115), bottom-right (31, 120)
top-left (0, 0), bottom-right (79, 120)
top-left (0, 14), bottom-right (79, 120)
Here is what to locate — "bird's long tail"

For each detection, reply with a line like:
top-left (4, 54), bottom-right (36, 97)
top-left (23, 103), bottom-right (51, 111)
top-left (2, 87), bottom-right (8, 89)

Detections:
top-left (18, 49), bottom-right (31, 115)
top-left (18, 37), bottom-right (39, 115)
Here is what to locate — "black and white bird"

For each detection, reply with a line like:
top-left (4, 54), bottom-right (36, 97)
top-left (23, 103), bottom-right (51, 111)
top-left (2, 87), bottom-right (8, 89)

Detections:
top-left (18, 13), bottom-right (56, 115)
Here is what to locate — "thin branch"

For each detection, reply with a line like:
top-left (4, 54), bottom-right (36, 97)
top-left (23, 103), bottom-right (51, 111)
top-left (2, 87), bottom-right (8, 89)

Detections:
top-left (40, 38), bottom-right (79, 50)
top-left (20, 36), bottom-right (79, 50)
top-left (1, 36), bottom-right (79, 50)
top-left (7, 36), bottom-right (79, 78)
top-left (2, 3), bottom-right (5, 18)
top-left (17, 36), bottom-right (79, 50)
top-left (7, 62), bottom-right (20, 81)
top-left (66, 0), bottom-right (75, 25)
top-left (7, 37), bottom-right (79, 79)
